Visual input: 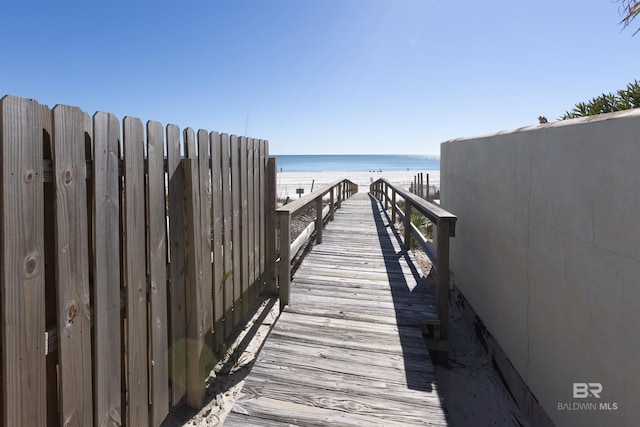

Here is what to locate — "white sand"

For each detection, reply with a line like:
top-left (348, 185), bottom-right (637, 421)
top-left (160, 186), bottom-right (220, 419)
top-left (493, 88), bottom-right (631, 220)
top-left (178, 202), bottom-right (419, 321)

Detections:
top-left (276, 170), bottom-right (440, 201)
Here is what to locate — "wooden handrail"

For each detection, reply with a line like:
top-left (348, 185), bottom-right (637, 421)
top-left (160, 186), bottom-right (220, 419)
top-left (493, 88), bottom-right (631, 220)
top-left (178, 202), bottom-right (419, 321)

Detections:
top-left (276, 179), bottom-right (358, 310)
top-left (369, 178), bottom-right (456, 342)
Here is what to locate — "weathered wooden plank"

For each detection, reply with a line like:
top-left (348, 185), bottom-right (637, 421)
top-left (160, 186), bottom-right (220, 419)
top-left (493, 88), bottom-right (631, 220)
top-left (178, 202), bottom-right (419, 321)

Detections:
top-left (183, 159), bottom-right (206, 409)
top-left (246, 138), bottom-right (255, 308)
top-left (92, 111), bottom-right (122, 427)
top-left (123, 116), bottom-right (149, 427)
top-left (265, 156), bottom-right (276, 294)
top-left (209, 132), bottom-right (224, 347)
top-left (0, 95), bottom-right (46, 427)
top-left (166, 123), bottom-right (186, 405)
top-left (237, 375), bottom-right (447, 421)
top-left (146, 120), bottom-right (169, 426)
top-left (248, 362), bottom-right (439, 406)
top-left (258, 140), bottom-right (266, 287)
top-left (230, 192), bottom-right (448, 426)
top-left (52, 104), bottom-right (93, 427)
top-left (42, 104), bottom-right (60, 427)
top-left (220, 133), bottom-right (233, 339)
top-left (230, 135), bottom-right (242, 327)
top-left (239, 136), bottom-right (249, 315)
top-left (197, 129), bottom-right (213, 340)
top-left (252, 139), bottom-right (260, 303)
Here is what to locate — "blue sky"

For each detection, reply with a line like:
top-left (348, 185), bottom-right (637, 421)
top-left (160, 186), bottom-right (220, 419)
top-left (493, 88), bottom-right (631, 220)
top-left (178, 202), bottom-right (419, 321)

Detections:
top-left (1, 0), bottom-right (638, 155)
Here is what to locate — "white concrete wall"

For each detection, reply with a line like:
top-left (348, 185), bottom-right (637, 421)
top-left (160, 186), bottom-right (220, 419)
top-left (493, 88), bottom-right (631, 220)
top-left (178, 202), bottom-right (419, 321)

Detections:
top-left (440, 109), bottom-right (640, 427)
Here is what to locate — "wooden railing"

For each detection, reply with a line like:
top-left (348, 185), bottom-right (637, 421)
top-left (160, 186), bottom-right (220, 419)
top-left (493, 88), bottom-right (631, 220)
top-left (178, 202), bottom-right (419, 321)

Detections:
top-left (0, 95), bottom-right (273, 427)
top-left (370, 178), bottom-right (456, 344)
top-left (276, 179), bottom-right (358, 310)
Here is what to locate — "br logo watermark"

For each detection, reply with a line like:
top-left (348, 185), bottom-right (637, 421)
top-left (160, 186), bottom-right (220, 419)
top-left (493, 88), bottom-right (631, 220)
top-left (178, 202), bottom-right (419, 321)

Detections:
top-left (557, 383), bottom-right (619, 411)
top-left (573, 383), bottom-right (602, 399)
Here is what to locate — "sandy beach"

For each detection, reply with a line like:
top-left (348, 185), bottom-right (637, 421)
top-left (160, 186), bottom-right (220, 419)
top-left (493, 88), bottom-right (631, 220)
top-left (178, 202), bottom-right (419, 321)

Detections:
top-left (276, 170), bottom-right (440, 201)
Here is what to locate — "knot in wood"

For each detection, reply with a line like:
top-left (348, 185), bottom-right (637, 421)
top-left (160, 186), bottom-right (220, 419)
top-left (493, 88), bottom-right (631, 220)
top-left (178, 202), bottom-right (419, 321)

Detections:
top-left (24, 255), bottom-right (38, 278)
top-left (63, 169), bottom-right (72, 184)
top-left (66, 303), bottom-right (77, 325)
top-left (24, 170), bottom-right (35, 183)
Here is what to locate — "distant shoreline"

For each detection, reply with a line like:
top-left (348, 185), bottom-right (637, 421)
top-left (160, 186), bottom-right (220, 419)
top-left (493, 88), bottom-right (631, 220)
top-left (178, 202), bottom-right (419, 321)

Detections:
top-left (276, 170), bottom-right (440, 201)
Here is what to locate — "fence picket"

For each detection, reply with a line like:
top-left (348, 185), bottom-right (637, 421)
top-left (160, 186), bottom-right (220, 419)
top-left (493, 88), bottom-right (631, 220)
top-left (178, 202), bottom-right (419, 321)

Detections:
top-left (221, 134), bottom-right (234, 337)
top-left (183, 158), bottom-right (206, 408)
top-left (166, 124), bottom-right (186, 405)
top-left (147, 120), bottom-right (169, 426)
top-left (0, 95), bottom-right (46, 426)
top-left (230, 135), bottom-right (242, 327)
top-left (210, 132), bottom-right (224, 348)
top-left (42, 104), bottom-right (60, 427)
top-left (123, 116), bottom-right (149, 427)
top-left (239, 137), bottom-right (250, 315)
top-left (52, 104), bottom-right (93, 426)
top-left (197, 129), bottom-right (213, 342)
top-left (93, 111), bottom-right (122, 427)
top-left (247, 138), bottom-right (256, 306)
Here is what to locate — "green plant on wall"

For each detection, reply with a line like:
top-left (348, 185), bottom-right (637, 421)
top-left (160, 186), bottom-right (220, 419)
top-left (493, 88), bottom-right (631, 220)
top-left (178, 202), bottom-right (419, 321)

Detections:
top-left (560, 80), bottom-right (640, 120)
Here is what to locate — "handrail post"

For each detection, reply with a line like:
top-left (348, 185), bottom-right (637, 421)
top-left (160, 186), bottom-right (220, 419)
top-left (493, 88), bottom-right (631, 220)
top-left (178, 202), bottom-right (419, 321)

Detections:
top-left (277, 211), bottom-right (291, 311)
top-left (403, 200), bottom-right (412, 250)
top-left (436, 220), bottom-right (451, 341)
top-left (384, 182), bottom-right (389, 210)
top-left (315, 196), bottom-right (323, 244)
top-left (391, 190), bottom-right (396, 223)
top-left (336, 183), bottom-right (342, 208)
top-left (329, 187), bottom-right (335, 221)
top-left (266, 158), bottom-right (277, 294)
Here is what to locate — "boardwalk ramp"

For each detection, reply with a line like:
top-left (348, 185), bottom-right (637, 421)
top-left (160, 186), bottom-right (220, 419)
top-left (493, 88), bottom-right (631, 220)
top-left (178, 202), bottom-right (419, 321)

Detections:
top-left (225, 192), bottom-right (450, 426)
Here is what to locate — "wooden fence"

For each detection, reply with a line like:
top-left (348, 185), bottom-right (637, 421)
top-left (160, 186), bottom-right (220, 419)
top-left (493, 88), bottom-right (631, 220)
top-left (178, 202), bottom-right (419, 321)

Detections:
top-left (409, 172), bottom-right (439, 202)
top-left (0, 95), bottom-right (275, 427)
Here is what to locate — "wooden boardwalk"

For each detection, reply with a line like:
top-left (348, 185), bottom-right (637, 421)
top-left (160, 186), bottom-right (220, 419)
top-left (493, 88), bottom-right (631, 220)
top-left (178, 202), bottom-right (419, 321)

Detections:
top-left (225, 192), bottom-right (450, 426)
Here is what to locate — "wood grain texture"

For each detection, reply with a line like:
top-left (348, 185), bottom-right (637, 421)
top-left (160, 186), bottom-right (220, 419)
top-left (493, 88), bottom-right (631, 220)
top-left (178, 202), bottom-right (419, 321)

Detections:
top-left (265, 157), bottom-right (276, 294)
top-left (183, 159), bottom-right (206, 409)
top-left (197, 129), bottom-right (213, 337)
top-left (42, 104), bottom-right (60, 427)
top-left (52, 104), bottom-right (93, 427)
top-left (0, 95), bottom-right (47, 427)
top-left (230, 135), bottom-right (242, 327)
top-left (239, 137), bottom-right (249, 315)
top-left (146, 120), bottom-right (169, 426)
top-left (220, 134), bottom-right (233, 338)
top-left (166, 124), bottom-right (186, 405)
top-left (246, 138), bottom-right (255, 308)
top-left (247, 138), bottom-right (260, 307)
top-left (123, 116), bottom-right (149, 427)
top-left (258, 141), bottom-right (267, 281)
top-left (209, 132), bottom-right (224, 345)
top-left (230, 192), bottom-right (449, 426)
top-left (92, 111), bottom-right (122, 427)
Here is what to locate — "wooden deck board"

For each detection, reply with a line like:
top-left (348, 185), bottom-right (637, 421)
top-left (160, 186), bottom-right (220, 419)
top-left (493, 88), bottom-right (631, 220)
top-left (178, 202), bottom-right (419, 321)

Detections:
top-left (227, 192), bottom-right (449, 426)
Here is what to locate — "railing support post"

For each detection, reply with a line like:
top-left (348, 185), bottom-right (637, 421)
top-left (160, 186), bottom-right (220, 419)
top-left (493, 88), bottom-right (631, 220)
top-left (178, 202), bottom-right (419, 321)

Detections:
top-left (384, 182), bottom-right (389, 210)
top-left (391, 190), bottom-right (396, 223)
top-left (403, 201), bottom-right (412, 251)
top-left (336, 183), bottom-right (342, 208)
top-left (436, 220), bottom-right (451, 341)
top-left (266, 158), bottom-right (277, 294)
top-left (315, 196), bottom-right (323, 244)
top-left (278, 211), bottom-right (290, 311)
top-left (330, 187), bottom-right (335, 221)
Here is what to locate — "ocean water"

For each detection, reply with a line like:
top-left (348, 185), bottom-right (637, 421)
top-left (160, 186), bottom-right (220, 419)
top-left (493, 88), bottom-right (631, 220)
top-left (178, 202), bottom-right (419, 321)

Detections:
top-left (273, 154), bottom-right (440, 173)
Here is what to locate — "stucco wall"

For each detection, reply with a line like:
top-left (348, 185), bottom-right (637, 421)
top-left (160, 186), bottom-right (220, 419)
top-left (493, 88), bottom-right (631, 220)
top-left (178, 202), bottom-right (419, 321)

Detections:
top-left (440, 109), bottom-right (640, 427)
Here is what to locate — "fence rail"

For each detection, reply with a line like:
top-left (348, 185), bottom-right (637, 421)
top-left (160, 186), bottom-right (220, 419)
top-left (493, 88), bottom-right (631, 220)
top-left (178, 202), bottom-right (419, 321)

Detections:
top-left (0, 95), bottom-right (274, 427)
top-left (370, 178), bottom-right (456, 349)
top-left (276, 179), bottom-right (358, 310)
